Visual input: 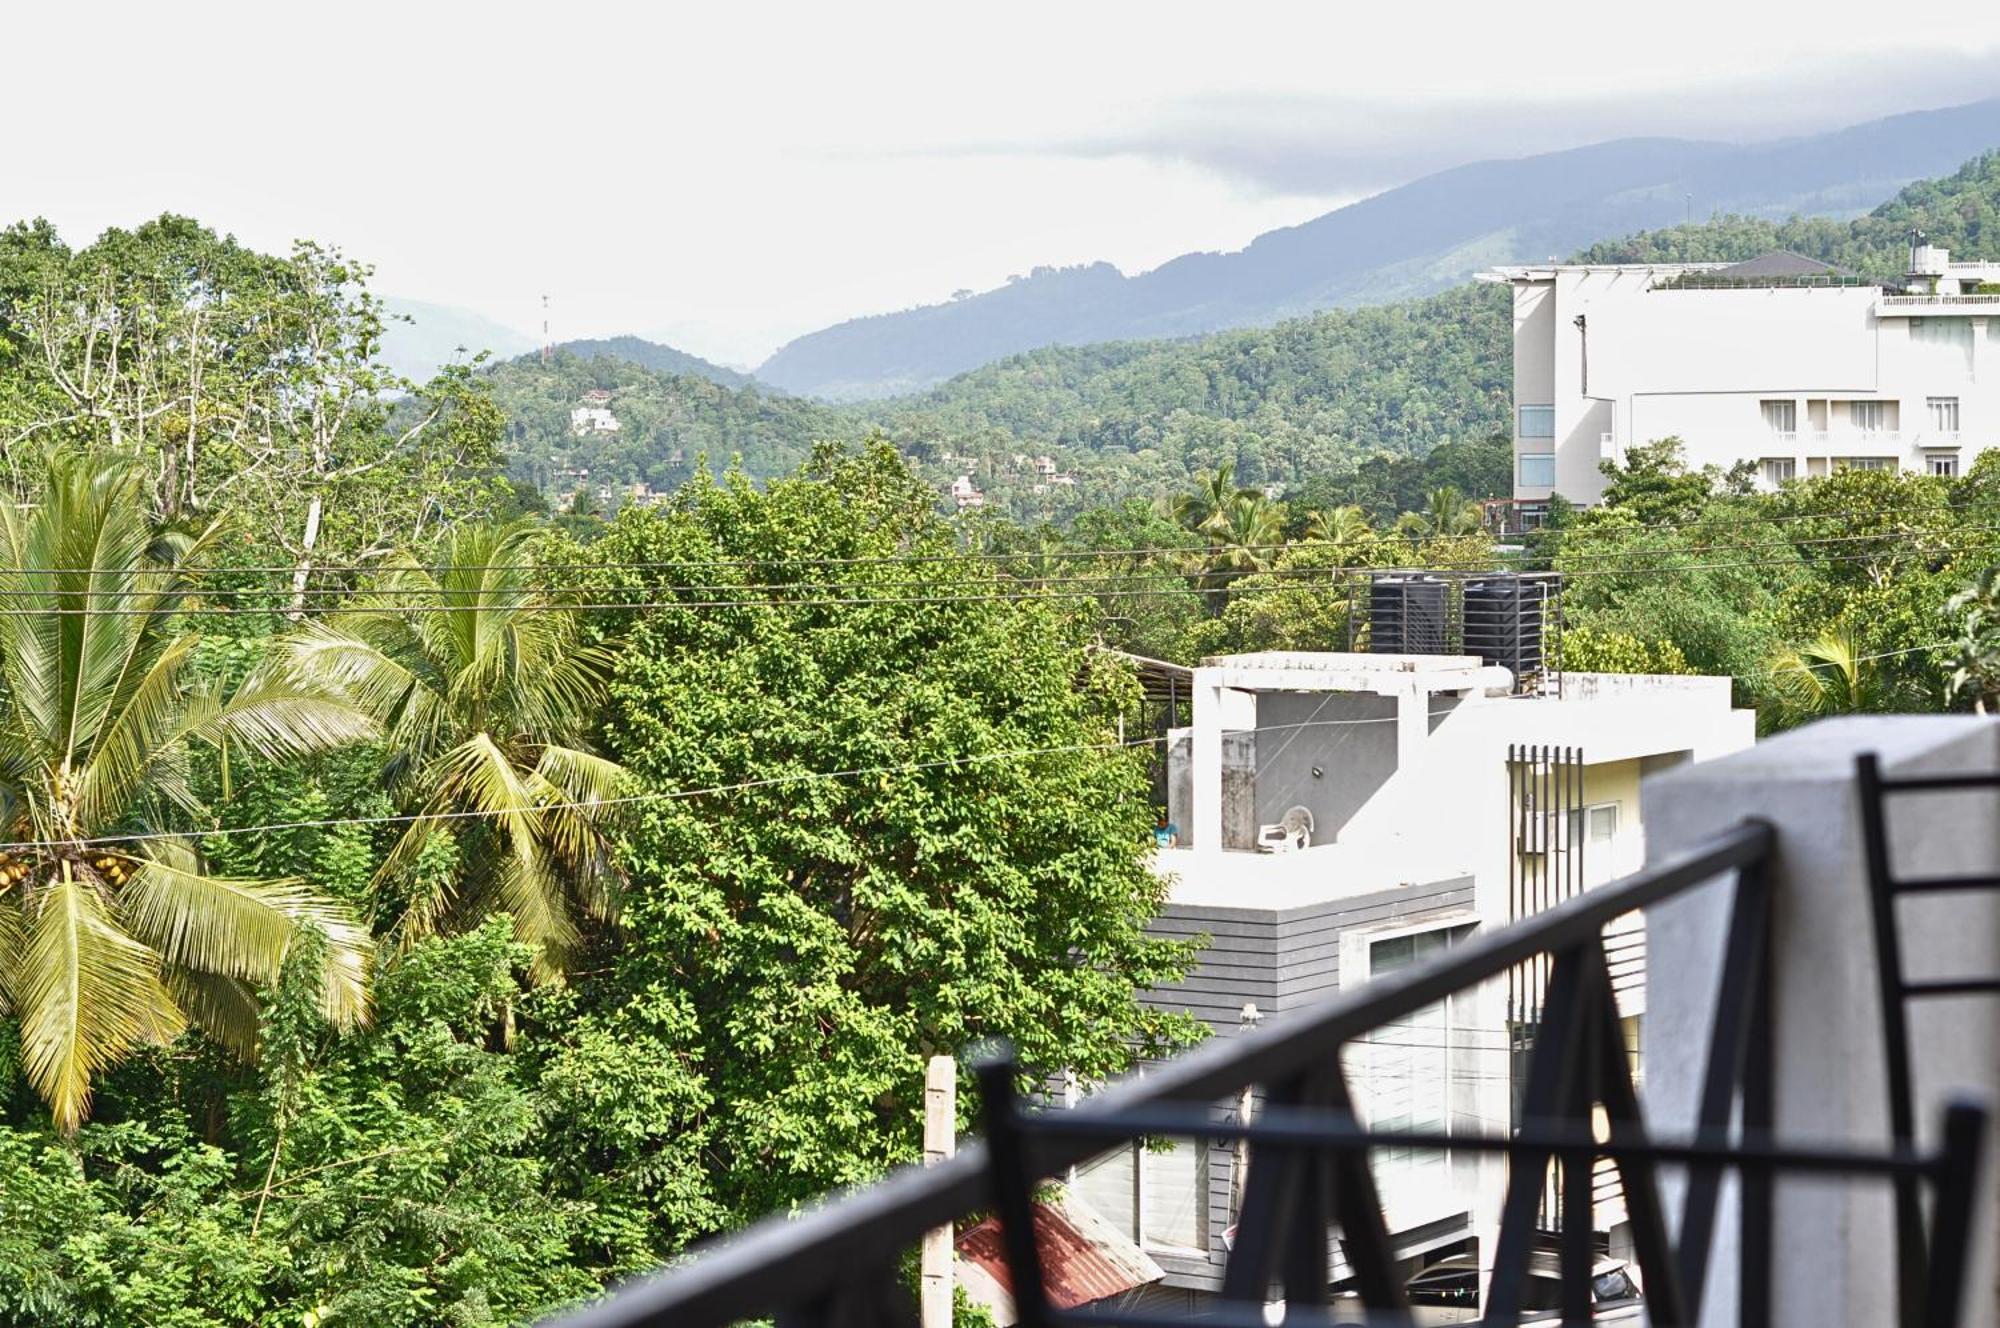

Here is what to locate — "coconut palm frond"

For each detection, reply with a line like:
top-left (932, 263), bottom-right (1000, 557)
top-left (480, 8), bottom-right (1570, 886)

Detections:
top-left (183, 669), bottom-right (381, 764)
top-left (161, 967), bottom-right (264, 1061)
top-left (19, 870), bottom-right (185, 1132)
top-left (68, 635), bottom-right (201, 832)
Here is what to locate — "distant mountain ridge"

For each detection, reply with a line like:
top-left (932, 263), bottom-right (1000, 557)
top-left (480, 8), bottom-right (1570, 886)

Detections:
top-left (754, 97), bottom-right (2000, 400)
top-left (548, 336), bottom-right (755, 390)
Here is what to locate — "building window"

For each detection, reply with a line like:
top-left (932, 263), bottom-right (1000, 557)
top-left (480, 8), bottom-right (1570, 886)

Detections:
top-left (1930, 455), bottom-right (1960, 478)
top-left (1834, 457), bottom-right (1897, 473)
top-left (1519, 454), bottom-right (1556, 488)
top-left (1361, 924), bottom-right (1477, 1171)
top-left (1073, 1138), bottom-right (1204, 1251)
top-left (1928, 397), bottom-right (1961, 434)
top-left (1568, 802), bottom-right (1619, 848)
top-left (1517, 405), bottom-right (1555, 439)
top-left (1849, 401), bottom-right (1888, 433)
top-left (1761, 458), bottom-right (1796, 486)
top-left (1760, 399), bottom-right (1797, 436)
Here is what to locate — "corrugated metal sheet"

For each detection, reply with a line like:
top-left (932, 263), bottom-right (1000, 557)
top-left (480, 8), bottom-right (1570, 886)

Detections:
top-left (955, 1195), bottom-right (1164, 1326)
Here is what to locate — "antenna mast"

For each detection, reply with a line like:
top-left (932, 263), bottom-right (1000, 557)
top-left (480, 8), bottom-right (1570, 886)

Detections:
top-left (541, 294), bottom-right (551, 364)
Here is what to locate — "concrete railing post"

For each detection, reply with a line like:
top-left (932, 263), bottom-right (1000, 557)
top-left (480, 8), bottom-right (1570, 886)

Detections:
top-left (1644, 716), bottom-right (2000, 1328)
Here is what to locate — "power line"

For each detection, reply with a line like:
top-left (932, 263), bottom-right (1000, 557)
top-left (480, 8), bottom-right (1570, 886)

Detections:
top-left (0, 712), bottom-right (1428, 855)
top-left (0, 496), bottom-right (1973, 580)
top-left (3, 513), bottom-right (1990, 604)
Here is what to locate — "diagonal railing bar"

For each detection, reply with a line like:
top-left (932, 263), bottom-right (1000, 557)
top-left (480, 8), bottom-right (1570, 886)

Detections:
top-left (1586, 945), bottom-right (1690, 1325)
top-left (1322, 1068), bottom-right (1411, 1316)
top-left (1483, 944), bottom-right (1593, 1324)
top-left (772, 1267), bottom-right (918, 1328)
top-left (1674, 844), bottom-right (1772, 1314)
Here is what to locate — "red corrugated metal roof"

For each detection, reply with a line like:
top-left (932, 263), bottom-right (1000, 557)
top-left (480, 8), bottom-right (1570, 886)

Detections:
top-left (955, 1197), bottom-right (1162, 1323)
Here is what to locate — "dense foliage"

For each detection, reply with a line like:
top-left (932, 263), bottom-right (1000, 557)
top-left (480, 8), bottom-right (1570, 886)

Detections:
top-left (1575, 151), bottom-right (2000, 272)
top-left (10, 147), bottom-right (2000, 1326)
top-left (487, 284), bottom-right (1513, 523)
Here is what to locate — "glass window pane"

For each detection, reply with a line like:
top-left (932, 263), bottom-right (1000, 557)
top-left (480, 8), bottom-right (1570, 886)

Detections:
top-left (1141, 1141), bottom-right (1202, 1249)
top-left (1519, 454), bottom-right (1556, 487)
top-left (1075, 1144), bottom-right (1137, 1241)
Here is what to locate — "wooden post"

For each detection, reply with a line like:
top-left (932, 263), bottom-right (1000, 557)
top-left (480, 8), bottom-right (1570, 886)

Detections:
top-left (921, 1055), bottom-right (956, 1328)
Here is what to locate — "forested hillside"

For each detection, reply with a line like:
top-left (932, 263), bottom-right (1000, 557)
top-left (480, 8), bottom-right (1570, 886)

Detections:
top-left (487, 283), bottom-right (1513, 520)
top-left (490, 149), bottom-right (2000, 524)
top-left (491, 349), bottom-right (848, 500)
top-left (1576, 149), bottom-right (2000, 267)
top-left (551, 335), bottom-right (755, 389)
top-left (756, 98), bottom-right (2000, 398)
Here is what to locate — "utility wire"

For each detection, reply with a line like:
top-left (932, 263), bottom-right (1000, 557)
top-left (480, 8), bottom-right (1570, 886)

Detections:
top-left (0, 497), bottom-right (1974, 579)
top-left (0, 641), bottom-right (1958, 857)
top-left (0, 534), bottom-right (1989, 617)
top-left (3, 516), bottom-right (1991, 603)
top-left (0, 713), bottom-right (1410, 855)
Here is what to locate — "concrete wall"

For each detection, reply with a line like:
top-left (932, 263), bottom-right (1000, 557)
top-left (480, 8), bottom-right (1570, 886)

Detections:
top-left (1250, 691), bottom-right (1399, 845)
top-left (1645, 717), bottom-right (2000, 1328)
top-left (1166, 730), bottom-right (1256, 850)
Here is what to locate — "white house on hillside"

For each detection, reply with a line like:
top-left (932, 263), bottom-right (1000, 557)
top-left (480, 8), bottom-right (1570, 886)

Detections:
top-left (1484, 238), bottom-right (2000, 517)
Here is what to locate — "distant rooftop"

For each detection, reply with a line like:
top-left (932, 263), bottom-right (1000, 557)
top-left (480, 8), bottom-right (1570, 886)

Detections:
top-left (1710, 250), bottom-right (1850, 280)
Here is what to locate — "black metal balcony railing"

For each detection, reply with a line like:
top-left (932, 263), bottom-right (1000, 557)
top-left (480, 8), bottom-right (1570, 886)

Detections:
top-left (552, 820), bottom-right (1988, 1328)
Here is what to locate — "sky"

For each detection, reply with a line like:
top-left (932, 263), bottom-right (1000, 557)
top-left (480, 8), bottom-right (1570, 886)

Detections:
top-left (6, 1), bottom-right (2000, 368)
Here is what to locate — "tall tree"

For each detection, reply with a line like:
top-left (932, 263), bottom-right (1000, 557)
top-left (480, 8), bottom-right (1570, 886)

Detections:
top-left (275, 523), bottom-right (624, 974)
top-left (0, 452), bottom-right (375, 1129)
top-left (559, 444), bottom-right (1199, 1226)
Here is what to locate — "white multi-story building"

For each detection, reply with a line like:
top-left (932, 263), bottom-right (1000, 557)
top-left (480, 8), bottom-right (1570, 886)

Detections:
top-left (1485, 240), bottom-right (2000, 513)
top-left (1090, 645), bottom-right (1753, 1309)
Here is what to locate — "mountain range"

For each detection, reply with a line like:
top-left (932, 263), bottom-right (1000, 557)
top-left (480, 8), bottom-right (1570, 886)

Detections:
top-left (753, 97), bottom-right (2000, 399)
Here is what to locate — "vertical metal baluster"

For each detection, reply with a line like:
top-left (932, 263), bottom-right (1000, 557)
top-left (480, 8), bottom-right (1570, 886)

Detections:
top-left (1560, 954), bottom-right (1600, 1326)
top-left (1855, 753), bottom-right (1929, 1328)
top-left (1921, 1100), bottom-right (1989, 1328)
top-left (1738, 892), bottom-right (1776, 1328)
top-left (973, 1051), bottom-right (1050, 1328)
top-left (1486, 944), bottom-right (1592, 1324)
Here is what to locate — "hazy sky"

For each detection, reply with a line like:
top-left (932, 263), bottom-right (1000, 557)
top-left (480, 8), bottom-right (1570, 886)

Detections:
top-left (6, 1), bottom-right (2000, 366)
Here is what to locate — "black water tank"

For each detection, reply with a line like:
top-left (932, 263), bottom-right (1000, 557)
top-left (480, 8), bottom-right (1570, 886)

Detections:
top-left (1463, 574), bottom-right (1552, 680)
top-left (1369, 574), bottom-right (1449, 655)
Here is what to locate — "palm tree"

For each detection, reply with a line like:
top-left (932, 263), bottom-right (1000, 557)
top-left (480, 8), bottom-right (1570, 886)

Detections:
top-left (1206, 490), bottom-right (1285, 578)
top-left (1425, 485), bottom-right (1488, 538)
top-left (1305, 504), bottom-right (1374, 550)
top-left (1768, 627), bottom-right (1900, 721)
top-left (1172, 463), bottom-right (1239, 535)
top-left (277, 522), bottom-right (623, 975)
top-left (0, 453), bottom-right (376, 1130)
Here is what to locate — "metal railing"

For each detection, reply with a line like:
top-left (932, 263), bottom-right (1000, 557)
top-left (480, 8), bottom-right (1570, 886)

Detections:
top-left (1880, 293), bottom-right (2000, 307)
top-left (548, 820), bottom-right (1988, 1328)
top-left (1857, 754), bottom-right (2000, 1328)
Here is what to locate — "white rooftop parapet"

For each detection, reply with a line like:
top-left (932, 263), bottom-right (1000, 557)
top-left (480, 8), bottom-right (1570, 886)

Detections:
top-left (1644, 716), bottom-right (2000, 1328)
